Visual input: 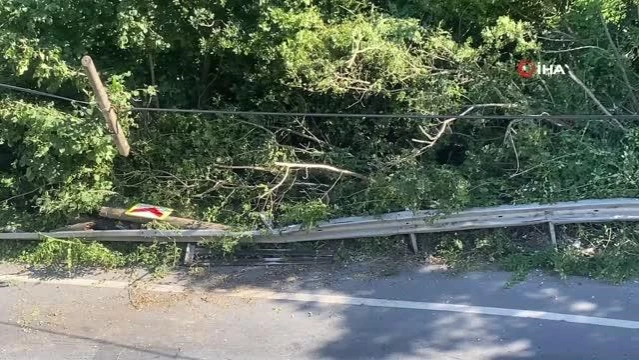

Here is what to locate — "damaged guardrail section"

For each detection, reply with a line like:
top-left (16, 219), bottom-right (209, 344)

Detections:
top-left (2, 198), bottom-right (639, 245)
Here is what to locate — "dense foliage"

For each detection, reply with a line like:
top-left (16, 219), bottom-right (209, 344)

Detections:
top-left (2, 0), bottom-right (639, 232)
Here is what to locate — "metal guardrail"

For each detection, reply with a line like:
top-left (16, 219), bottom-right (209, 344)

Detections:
top-left (2, 198), bottom-right (639, 244)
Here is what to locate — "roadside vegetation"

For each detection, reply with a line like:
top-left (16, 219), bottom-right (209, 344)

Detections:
top-left (0, 238), bottom-right (182, 276)
top-left (3, 222), bottom-right (639, 285)
top-left (433, 223), bottom-right (639, 285)
top-left (2, 0), bottom-right (639, 282)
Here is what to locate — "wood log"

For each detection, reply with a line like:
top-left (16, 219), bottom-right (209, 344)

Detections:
top-left (98, 207), bottom-right (229, 230)
top-left (53, 221), bottom-right (97, 232)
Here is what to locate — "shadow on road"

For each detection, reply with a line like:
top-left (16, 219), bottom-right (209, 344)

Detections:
top-left (0, 320), bottom-right (202, 360)
top-left (4, 259), bottom-right (639, 359)
top-left (175, 261), bottom-right (639, 359)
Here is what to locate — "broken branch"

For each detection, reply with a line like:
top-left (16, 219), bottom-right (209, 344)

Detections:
top-left (412, 103), bottom-right (517, 151)
top-left (273, 161), bottom-right (368, 181)
top-left (565, 67), bottom-right (625, 130)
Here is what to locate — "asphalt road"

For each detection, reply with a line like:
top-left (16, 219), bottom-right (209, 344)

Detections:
top-left (1, 262), bottom-right (639, 360)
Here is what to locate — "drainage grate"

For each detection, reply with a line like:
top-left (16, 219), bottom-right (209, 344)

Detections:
top-left (191, 247), bottom-right (335, 266)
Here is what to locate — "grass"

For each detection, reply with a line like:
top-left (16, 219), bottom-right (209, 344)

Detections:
top-left (0, 240), bottom-right (37, 262)
top-left (0, 237), bottom-right (183, 276)
top-left (431, 223), bottom-right (639, 285)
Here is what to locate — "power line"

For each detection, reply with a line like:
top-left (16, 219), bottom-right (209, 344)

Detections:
top-left (2, 81), bottom-right (639, 120)
top-left (0, 83), bottom-right (90, 105)
top-left (127, 106), bottom-right (639, 120)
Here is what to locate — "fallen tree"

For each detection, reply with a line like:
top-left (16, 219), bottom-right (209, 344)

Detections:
top-left (1, 0), bottom-right (638, 234)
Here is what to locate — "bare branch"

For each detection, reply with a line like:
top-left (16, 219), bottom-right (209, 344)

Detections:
top-left (273, 161), bottom-right (368, 181)
top-left (345, 38), bottom-right (380, 69)
top-left (152, 170), bottom-right (195, 188)
top-left (509, 154), bottom-right (576, 178)
top-left (213, 164), bottom-right (275, 173)
top-left (504, 120), bottom-right (521, 174)
top-left (322, 173), bottom-right (343, 201)
top-left (465, 103), bottom-right (518, 109)
top-left (537, 36), bottom-right (577, 42)
top-left (346, 90), bottom-right (368, 109)
top-left (192, 181), bottom-right (226, 198)
top-left (542, 46), bottom-right (606, 53)
top-left (293, 182), bottom-right (331, 188)
top-left (294, 118), bottom-right (326, 145)
top-left (412, 103), bottom-right (517, 151)
top-left (565, 66), bottom-right (625, 130)
top-left (273, 126), bottom-right (328, 145)
top-left (1, 187), bottom-right (43, 203)
top-left (600, 12), bottom-right (639, 112)
top-left (260, 167), bottom-right (290, 199)
top-left (234, 118), bottom-right (276, 137)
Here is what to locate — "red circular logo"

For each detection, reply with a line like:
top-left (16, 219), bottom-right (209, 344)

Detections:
top-left (517, 59), bottom-right (536, 78)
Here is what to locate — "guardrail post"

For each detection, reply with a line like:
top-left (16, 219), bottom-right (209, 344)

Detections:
top-left (409, 233), bottom-right (419, 254)
top-left (184, 243), bottom-right (196, 265)
top-left (548, 222), bottom-right (558, 249)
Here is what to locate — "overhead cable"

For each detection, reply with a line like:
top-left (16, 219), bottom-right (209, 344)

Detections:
top-left (1, 81), bottom-right (638, 120)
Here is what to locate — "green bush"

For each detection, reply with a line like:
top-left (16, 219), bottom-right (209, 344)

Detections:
top-left (16, 237), bottom-right (182, 275)
top-left (0, 100), bottom-right (117, 230)
top-left (280, 200), bottom-right (331, 227)
top-left (20, 237), bottom-right (125, 271)
top-left (126, 241), bottom-right (182, 275)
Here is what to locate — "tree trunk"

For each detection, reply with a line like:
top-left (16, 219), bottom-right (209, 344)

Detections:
top-left (99, 207), bottom-right (229, 230)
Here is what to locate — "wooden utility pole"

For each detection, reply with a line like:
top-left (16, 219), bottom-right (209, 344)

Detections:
top-left (81, 55), bottom-right (130, 156)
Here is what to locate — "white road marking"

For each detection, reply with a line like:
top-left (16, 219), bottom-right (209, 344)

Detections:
top-left (2, 274), bottom-right (639, 329)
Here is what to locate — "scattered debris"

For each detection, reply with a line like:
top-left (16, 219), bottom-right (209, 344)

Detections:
top-left (127, 286), bottom-right (187, 310)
